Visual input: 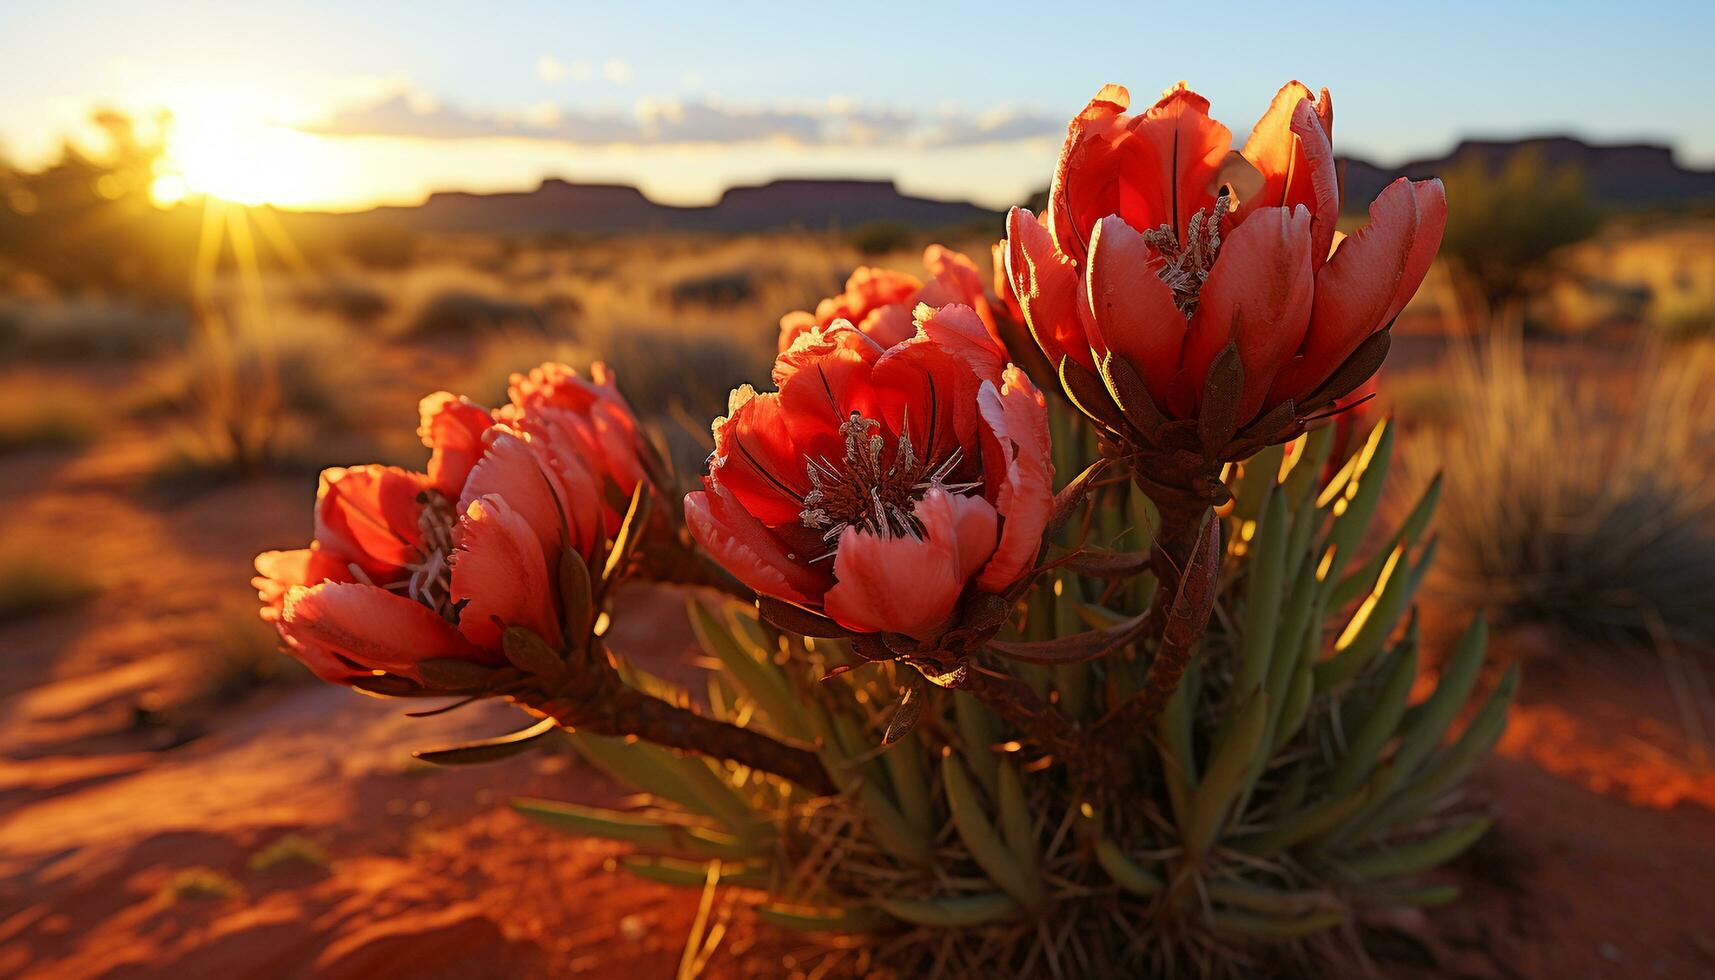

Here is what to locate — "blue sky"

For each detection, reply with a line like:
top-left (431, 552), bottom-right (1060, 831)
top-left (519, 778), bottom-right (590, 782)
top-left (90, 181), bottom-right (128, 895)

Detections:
top-left (2, 0), bottom-right (1711, 209)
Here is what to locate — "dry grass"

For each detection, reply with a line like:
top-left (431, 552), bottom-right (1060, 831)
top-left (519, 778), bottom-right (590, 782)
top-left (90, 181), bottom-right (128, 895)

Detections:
top-left (135, 309), bottom-right (380, 485)
top-left (1399, 330), bottom-right (1715, 649)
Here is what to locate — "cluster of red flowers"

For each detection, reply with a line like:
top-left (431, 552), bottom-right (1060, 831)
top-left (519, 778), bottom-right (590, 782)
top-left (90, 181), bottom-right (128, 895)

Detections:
top-left (258, 79), bottom-right (1444, 682)
top-left (254, 364), bottom-right (645, 682)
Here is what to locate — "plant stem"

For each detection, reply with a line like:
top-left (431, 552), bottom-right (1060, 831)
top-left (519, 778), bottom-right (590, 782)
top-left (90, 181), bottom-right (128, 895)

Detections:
top-left (1097, 480), bottom-right (1221, 740)
top-left (521, 684), bottom-right (836, 795)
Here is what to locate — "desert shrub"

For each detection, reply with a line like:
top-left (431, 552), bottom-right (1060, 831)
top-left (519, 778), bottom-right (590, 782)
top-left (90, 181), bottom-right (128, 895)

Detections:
top-left (295, 278), bottom-right (391, 324)
top-left (157, 868), bottom-right (242, 904)
top-left (848, 219), bottom-right (915, 256)
top-left (597, 324), bottom-right (767, 422)
top-left (663, 270), bottom-right (757, 309)
top-left (1439, 148), bottom-right (1602, 312)
top-left (248, 833), bottom-right (330, 872)
top-left (0, 550), bottom-right (99, 624)
top-left (137, 311), bottom-right (373, 481)
top-left (383, 265), bottom-right (548, 340)
top-left (0, 299), bottom-right (189, 361)
top-left (1400, 332), bottom-right (1715, 648)
top-left (0, 373), bottom-right (101, 454)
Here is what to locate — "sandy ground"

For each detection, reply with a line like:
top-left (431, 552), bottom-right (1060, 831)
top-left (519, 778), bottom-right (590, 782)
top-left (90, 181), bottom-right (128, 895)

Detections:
top-left (2, 368), bottom-right (1714, 979)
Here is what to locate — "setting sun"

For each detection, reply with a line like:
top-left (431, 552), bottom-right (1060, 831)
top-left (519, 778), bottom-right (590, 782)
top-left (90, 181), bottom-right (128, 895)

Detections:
top-left (151, 93), bottom-right (347, 209)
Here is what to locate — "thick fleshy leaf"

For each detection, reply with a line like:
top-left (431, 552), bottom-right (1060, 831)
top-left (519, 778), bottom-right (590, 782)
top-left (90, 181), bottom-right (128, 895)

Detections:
top-left (988, 609), bottom-right (1149, 665)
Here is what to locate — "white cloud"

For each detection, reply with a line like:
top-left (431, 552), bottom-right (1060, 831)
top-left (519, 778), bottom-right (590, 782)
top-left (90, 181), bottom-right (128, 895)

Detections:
top-left (306, 86), bottom-right (1063, 150)
top-left (535, 56), bottom-right (564, 83)
top-left (602, 59), bottom-right (633, 85)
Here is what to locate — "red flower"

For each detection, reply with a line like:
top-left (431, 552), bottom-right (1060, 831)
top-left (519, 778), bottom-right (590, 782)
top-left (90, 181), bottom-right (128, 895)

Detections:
top-left (253, 363), bottom-right (643, 685)
top-left (688, 304), bottom-right (1052, 641)
top-left (1005, 81), bottom-right (1444, 461)
top-left (778, 245), bottom-right (1003, 353)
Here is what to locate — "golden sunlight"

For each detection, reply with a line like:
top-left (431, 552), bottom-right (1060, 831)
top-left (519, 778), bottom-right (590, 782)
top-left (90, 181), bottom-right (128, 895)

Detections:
top-left (150, 92), bottom-right (347, 209)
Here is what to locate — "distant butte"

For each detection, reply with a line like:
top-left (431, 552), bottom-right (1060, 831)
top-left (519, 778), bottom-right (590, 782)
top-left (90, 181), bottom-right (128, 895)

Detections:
top-left (286, 137), bottom-right (1715, 235)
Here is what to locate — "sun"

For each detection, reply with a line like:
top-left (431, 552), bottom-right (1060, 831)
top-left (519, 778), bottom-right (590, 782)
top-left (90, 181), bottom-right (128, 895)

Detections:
top-left (150, 92), bottom-right (344, 209)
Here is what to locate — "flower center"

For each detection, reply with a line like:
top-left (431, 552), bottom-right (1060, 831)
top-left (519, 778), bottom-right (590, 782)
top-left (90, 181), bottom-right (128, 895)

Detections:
top-left (393, 489), bottom-right (459, 620)
top-left (1141, 189), bottom-right (1230, 317)
top-left (797, 410), bottom-right (978, 556)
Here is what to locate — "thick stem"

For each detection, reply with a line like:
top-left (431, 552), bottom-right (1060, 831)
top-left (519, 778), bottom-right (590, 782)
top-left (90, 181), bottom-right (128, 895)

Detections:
top-left (523, 686), bottom-right (836, 795)
top-left (957, 663), bottom-right (1079, 754)
top-left (1097, 478), bottom-right (1222, 742)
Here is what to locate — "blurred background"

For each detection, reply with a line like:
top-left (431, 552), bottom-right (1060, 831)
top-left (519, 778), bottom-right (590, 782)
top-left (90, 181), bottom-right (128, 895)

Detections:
top-left (1, 2), bottom-right (1712, 977)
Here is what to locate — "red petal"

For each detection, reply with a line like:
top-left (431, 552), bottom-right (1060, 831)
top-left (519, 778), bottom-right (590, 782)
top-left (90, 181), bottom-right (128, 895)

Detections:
top-left (1272, 178), bottom-right (1420, 402)
top-left (1120, 87), bottom-right (1232, 241)
top-left (975, 367), bottom-right (1053, 592)
top-left (684, 482), bottom-right (829, 604)
top-left (1291, 100), bottom-right (1342, 268)
top-left (919, 244), bottom-right (1000, 346)
top-left (281, 581), bottom-right (488, 678)
top-left (418, 391), bottom-right (493, 498)
top-left (457, 430), bottom-right (572, 561)
top-left (1085, 214), bottom-right (1188, 408)
top-left (1382, 179), bottom-right (1447, 324)
top-left (1006, 207), bottom-right (1092, 371)
top-left (822, 489), bottom-right (995, 639)
top-left (1048, 85), bottom-right (1131, 265)
top-left (451, 494), bottom-right (561, 649)
top-left (1183, 205), bottom-right (1315, 422)
top-left (313, 465), bottom-right (428, 577)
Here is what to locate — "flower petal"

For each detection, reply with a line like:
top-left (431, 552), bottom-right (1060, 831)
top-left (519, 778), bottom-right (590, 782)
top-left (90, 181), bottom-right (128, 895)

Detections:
top-left (451, 494), bottom-right (561, 649)
top-left (684, 481), bottom-right (829, 604)
top-left (457, 429), bottom-right (574, 561)
top-left (254, 547), bottom-right (351, 621)
top-left (1290, 99), bottom-right (1342, 268)
top-left (822, 488), bottom-right (995, 639)
top-left (1183, 205), bottom-right (1315, 422)
top-left (1085, 214), bottom-right (1187, 408)
top-left (418, 391), bottom-right (493, 498)
top-left (313, 465), bottom-right (429, 578)
top-left (281, 581), bottom-right (489, 679)
top-left (975, 368), bottom-right (1053, 592)
top-left (1006, 207), bottom-right (1092, 371)
top-left (1382, 178), bottom-right (1447, 324)
top-left (1272, 178), bottom-right (1420, 402)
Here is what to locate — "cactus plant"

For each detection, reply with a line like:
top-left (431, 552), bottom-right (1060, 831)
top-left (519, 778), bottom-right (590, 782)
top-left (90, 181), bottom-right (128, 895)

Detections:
top-left (508, 413), bottom-right (1511, 977)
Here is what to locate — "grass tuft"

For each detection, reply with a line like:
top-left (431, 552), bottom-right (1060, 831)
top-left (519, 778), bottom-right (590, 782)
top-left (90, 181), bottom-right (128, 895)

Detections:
top-left (1400, 332), bottom-right (1715, 649)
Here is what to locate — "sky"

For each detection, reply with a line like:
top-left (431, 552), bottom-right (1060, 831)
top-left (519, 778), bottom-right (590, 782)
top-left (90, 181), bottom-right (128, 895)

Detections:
top-left (2, 0), bottom-right (1712, 211)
